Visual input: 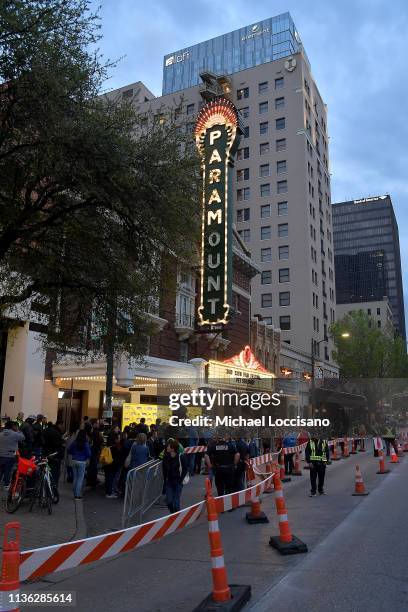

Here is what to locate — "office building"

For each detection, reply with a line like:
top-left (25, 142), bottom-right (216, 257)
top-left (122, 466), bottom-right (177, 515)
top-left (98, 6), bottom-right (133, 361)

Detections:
top-left (332, 195), bottom-right (405, 341)
top-left (337, 297), bottom-right (394, 337)
top-left (138, 12), bottom-right (336, 375)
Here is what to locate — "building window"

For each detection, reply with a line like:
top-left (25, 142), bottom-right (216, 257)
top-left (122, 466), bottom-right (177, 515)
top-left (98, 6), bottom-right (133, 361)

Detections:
top-left (277, 160), bottom-right (287, 174)
top-left (237, 187), bottom-right (250, 201)
top-left (237, 168), bottom-right (249, 181)
top-left (261, 247), bottom-right (272, 262)
top-left (377, 320), bottom-right (381, 328)
top-left (238, 228), bottom-right (250, 243)
top-left (277, 180), bottom-right (288, 194)
top-left (236, 208), bottom-right (250, 222)
top-left (278, 223), bottom-right (288, 237)
top-left (260, 142), bottom-right (270, 155)
top-left (237, 147), bottom-right (249, 160)
top-left (261, 270), bottom-right (272, 284)
top-left (276, 138), bottom-right (286, 152)
top-left (367, 308), bottom-right (371, 315)
top-left (243, 126), bottom-right (250, 138)
top-left (275, 97), bottom-right (285, 109)
top-left (278, 201), bottom-right (288, 216)
top-left (261, 226), bottom-right (271, 240)
top-left (186, 103), bottom-right (195, 115)
top-left (279, 268), bottom-right (290, 283)
top-left (258, 81), bottom-right (268, 94)
top-left (275, 77), bottom-right (284, 89)
top-left (259, 163), bottom-right (270, 177)
top-left (259, 101), bottom-right (268, 114)
top-left (259, 121), bottom-right (268, 135)
top-left (261, 293), bottom-right (272, 308)
top-left (260, 183), bottom-right (270, 197)
top-left (260, 203), bottom-right (271, 218)
top-left (240, 106), bottom-right (249, 118)
top-left (276, 117), bottom-right (286, 130)
top-left (237, 87), bottom-right (249, 99)
top-left (279, 291), bottom-right (290, 306)
top-left (280, 315), bottom-right (291, 330)
top-left (279, 245), bottom-right (289, 259)
top-left (377, 308), bottom-right (381, 315)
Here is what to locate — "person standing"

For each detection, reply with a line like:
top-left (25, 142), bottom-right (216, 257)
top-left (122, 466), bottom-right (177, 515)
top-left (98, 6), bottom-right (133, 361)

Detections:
top-left (43, 420), bottom-right (65, 490)
top-left (32, 414), bottom-right (45, 458)
top-left (305, 436), bottom-right (330, 496)
top-left (234, 432), bottom-right (249, 492)
top-left (208, 432), bottom-right (239, 496)
top-left (129, 433), bottom-right (150, 468)
top-left (0, 422), bottom-right (24, 488)
top-left (162, 439), bottom-right (188, 513)
top-left (282, 432), bottom-right (296, 475)
top-left (87, 420), bottom-right (104, 486)
top-left (135, 418), bottom-right (149, 435)
top-left (19, 416), bottom-right (36, 458)
top-left (68, 429), bottom-right (91, 500)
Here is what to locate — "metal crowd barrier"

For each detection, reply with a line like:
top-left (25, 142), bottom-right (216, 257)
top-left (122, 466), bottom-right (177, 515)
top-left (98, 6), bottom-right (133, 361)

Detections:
top-left (122, 459), bottom-right (163, 528)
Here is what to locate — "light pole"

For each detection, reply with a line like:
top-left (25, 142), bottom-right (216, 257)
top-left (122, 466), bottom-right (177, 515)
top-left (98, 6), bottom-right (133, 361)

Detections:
top-left (310, 332), bottom-right (350, 413)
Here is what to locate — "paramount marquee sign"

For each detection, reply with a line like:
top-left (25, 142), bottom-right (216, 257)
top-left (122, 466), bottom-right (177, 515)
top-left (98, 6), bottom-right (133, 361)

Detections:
top-left (195, 98), bottom-right (242, 326)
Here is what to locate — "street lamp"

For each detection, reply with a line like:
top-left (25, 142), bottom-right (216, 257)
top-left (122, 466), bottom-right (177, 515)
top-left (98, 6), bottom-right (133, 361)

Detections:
top-left (310, 331), bottom-right (350, 412)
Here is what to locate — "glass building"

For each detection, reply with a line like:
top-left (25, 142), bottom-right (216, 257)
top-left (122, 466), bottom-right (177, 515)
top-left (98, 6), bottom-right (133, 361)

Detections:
top-left (332, 196), bottom-right (406, 341)
top-left (162, 12), bottom-right (308, 95)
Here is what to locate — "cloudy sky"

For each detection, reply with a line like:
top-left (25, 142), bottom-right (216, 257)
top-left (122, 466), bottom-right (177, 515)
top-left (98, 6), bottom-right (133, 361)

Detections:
top-left (93, 0), bottom-right (408, 321)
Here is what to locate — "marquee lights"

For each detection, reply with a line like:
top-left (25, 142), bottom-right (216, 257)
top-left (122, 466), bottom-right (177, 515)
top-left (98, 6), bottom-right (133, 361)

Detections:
top-left (195, 98), bottom-right (242, 326)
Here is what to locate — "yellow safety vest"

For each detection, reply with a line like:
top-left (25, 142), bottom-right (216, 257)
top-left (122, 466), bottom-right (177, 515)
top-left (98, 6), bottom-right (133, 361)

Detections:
top-left (309, 440), bottom-right (328, 462)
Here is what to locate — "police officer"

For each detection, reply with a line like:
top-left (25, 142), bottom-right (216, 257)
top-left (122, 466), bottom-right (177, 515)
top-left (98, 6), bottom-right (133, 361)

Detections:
top-left (305, 436), bottom-right (330, 497)
top-left (234, 430), bottom-right (249, 492)
top-left (209, 431), bottom-right (239, 496)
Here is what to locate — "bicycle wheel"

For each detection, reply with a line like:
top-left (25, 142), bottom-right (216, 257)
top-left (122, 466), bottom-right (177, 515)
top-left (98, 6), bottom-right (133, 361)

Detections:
top-left (49, 474), bottom-right (60, 504)
top-left (29, 474), bottom-right (42, 512)
top-left (6, 474), bottom-right (26, 513)
top-left (42, 479), bottom-right (53, 515)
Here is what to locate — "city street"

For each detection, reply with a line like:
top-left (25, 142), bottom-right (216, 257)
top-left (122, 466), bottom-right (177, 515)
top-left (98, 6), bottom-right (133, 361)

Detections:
top-left (20, 451), bottom-right (407, 611)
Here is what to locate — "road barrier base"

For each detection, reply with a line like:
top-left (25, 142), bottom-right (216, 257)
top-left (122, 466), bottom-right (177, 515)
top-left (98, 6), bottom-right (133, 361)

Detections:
top-left (246, 510), bottom-right (269, 524)
top-left (281, 476), bottom-right (291, 483)
top-left (269, 535), bottom-right (308, 555)
top-left (352, 491), bottom-right (369, 496)
top-left (193, 584), bottom-right (251, 612)
top-left (376, 469), bottom-right (390, 474)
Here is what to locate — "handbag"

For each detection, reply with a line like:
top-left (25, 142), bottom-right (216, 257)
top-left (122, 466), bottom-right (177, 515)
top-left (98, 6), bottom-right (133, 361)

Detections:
top-left (99, 446), bottom-right (113, 466)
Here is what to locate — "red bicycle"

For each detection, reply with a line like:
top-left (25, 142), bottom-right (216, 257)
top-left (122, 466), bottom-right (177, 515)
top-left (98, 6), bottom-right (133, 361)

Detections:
top-left (6, 452), bottom-right (37, 513)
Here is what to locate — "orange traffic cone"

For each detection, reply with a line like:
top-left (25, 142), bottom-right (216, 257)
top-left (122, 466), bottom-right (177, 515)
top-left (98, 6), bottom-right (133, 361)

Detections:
top-left (269, 472), bottom-right (307, 555)
top-left (196, 480), bottom-right (251, 610)
top-left (245, 463), bottom-right (256, 506)
top-left (352, 465), bottom-right (369, 496)
top-left (246, 491), bottom-right (269, 524)
top-left (263, 462), bottom-right (274, 494)
top-left (390, 445), bottom-right (399, 463)
top-left (331, 442), bottom-right (340, 461)
top-left (279, 452), bottom-right (291, 483)
top-left (0, 522), bottom-right (20, 612)
top-left (342, 438), bottom-right (350, 458)
top-left (376, 450), bottom-right (390, 474)
top-left (350, 439), bottom-right (357, 454)
top-left (291, 453), bottom-right (302, 476)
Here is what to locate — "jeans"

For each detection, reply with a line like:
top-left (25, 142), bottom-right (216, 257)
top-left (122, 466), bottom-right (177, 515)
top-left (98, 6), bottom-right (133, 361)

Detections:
top-left (310, 461), bottom-right (326, 494)
top-left (72, 460), bottom-right (87, 498)
top-left (165, 481), bottom-right (183, 513)
top-left (0, 456), bottom-right (16, 486)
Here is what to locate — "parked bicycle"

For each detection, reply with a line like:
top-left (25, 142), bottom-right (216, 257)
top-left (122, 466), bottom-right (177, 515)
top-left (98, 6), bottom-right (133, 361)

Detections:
top-left (29, 452), bottom-right (59, 515)
top-left (6, 452), bottom-right (37, 513)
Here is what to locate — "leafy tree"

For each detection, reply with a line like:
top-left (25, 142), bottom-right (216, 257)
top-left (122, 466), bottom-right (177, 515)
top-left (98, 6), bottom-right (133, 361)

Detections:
top-left (330, 310), bottom-right (408, 378)
top-left (0, 0), bottom-right (200, 414)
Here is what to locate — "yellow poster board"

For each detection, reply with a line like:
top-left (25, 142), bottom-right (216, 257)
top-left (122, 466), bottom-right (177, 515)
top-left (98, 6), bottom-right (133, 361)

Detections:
top-left (121, 404), bottom-right (202, 429)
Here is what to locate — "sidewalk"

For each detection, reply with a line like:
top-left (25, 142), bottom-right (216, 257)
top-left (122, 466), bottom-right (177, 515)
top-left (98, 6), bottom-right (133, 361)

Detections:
top-left (0, 481), bottom-right (81, 551)
top-left (82, 472), bottom-right (208, 536)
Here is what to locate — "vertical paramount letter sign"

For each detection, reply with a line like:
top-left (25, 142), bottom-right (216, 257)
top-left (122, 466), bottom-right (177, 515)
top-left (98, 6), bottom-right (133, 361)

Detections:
top-left (195, 99), bottom-right (241, 326)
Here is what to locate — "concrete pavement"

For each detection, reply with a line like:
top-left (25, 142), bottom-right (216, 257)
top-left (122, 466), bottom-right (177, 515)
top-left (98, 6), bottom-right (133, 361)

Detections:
top-left (19, 449), bottom-right (405, 611)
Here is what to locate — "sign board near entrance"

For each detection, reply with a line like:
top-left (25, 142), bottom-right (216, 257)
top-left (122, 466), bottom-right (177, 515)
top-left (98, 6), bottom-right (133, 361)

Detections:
top-left (195, 98), bottom-right (242, 326)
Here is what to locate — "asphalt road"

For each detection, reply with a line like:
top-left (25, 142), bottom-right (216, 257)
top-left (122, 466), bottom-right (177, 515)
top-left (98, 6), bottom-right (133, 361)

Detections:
top-left (20, 450), bottom-right (407, 612)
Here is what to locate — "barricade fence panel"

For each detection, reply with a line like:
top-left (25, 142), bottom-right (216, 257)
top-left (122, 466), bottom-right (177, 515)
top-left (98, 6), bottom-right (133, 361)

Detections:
top-left (122, 459), bottom-right (163, 528)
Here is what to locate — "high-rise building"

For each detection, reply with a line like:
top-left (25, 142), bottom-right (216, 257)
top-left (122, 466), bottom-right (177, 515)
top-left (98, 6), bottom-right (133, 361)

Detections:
top-left (332, 195), bottom-right (406, 341)
top-left (110, 12), bottom-right (338, 375)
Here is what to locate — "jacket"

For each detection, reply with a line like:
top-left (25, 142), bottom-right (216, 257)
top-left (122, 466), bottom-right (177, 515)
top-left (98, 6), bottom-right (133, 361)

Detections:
top-left (305, 440), bottom-right (330, 463)
top-left (43, 425), bottom-right (65, 460)
top-left (68, 440), bottom-right (91, 462)
top-left (162, 451), bottom-right (188, 485)
top-left (0, 430), bottom-right (25, 458)
top-left (129, 443), bottom-right (150, 469)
